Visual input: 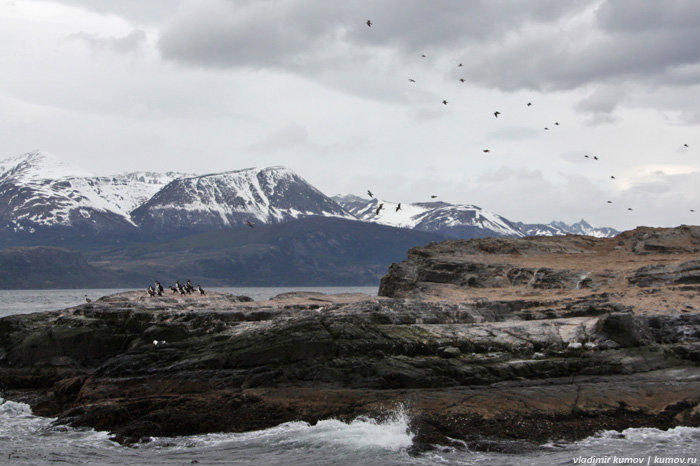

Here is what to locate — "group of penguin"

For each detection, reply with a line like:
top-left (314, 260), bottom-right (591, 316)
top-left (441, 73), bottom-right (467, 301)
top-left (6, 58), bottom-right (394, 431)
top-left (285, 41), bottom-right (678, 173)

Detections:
top-left (147, 280), bottom-right (204, 297)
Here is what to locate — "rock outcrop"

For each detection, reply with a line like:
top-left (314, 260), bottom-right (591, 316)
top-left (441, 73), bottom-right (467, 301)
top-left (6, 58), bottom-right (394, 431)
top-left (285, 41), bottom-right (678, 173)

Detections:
top-left (1, 226), bottom-right (699, 452)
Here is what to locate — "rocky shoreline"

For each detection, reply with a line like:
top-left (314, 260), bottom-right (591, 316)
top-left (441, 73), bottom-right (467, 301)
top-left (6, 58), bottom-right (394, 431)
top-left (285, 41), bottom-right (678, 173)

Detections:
top-left (1, 226), bottom-right (699, 452)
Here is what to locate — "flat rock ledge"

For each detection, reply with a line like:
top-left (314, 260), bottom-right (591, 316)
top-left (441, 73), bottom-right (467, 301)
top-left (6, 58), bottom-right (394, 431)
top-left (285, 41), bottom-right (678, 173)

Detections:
top-left (1, 286), bottom-right (699, 453)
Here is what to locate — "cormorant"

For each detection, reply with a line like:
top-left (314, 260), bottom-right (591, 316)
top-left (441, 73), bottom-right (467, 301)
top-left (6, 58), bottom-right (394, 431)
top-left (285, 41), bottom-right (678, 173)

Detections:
top-left (684, 144), bottom-right (689, 147)
top-left (593, 156), bottom-right (598, 160)
top-left (459, 78), bottom-right (465, 82)
top-left (155, 281), bottom-right (164, 295)
top-left (85, 295), bottom-right (92, 303)
top-left (483, 149), bottom-right (490, 153)
top-left (611, 176), bottom-right (616, 179)
top-left (376, 203), bottom-right (384, 215)
top-left (147, 286), bottom-right (156, 297)
top-left (494, 111), bottom-right (500, 118)
top-left (555, 122), bottom-right (559, 126)
top-left (527, 102), bottom-right (532, 106)
top-left (366, 20), bottom-right (372, 27)
top-left (442, 100), bottom-right (448, 105)
top-left (395, 203), bottom-right (401, 212)
top-left (430, 195), bottom-right (437, 198)
top-left (246, 220), bottom-right (254, 228)
top-left (198, 285), bottom-right (205, 295)
top-left (585, 155), bottom-right (590, 158)
top-left (458, 63), bottom-right (463, 67)
top-left (186, 280), bottom-right (194, 293)
top-left (408, 79), bottom-right (416, 82)
top-left (544, 127), bottom-right (549, 130)
top-left (628, 208), bottom-right (633, 211)
top-left (421, 54), bottom-right (426, 58)
top-left (367, 190), bottom-right (373, 198)
top-left (607, 201), bottom-right (613, 203)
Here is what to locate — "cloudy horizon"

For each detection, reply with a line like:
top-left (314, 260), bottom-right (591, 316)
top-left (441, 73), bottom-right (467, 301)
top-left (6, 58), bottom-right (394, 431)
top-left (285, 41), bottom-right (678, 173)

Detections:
top-left (1, 0), bottom-right (698, 231)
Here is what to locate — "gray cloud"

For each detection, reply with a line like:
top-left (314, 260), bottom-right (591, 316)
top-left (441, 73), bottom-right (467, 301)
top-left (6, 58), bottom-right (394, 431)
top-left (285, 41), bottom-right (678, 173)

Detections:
top-left (157, 0), bottom-right (589, 70)
top-left (68, 29), bottom-right (147, 54)
top-left (47, 0), bottom-right (179, 23)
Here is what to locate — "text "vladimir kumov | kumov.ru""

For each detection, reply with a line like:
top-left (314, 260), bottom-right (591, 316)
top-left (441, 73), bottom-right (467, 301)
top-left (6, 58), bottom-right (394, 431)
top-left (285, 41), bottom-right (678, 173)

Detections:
top-left (573, 456), bottom-right (698, 465)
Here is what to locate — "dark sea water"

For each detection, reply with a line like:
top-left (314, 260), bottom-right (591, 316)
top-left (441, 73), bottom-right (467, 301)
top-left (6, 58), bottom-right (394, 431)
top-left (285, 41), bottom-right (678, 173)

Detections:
top-left (1, 289), bottom-right (699, 465)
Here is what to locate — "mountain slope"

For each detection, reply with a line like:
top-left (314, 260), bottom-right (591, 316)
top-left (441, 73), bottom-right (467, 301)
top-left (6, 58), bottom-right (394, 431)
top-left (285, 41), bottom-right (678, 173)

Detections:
top-left (332, 195), bottom-right (525, 239)
top-left (0, 151), bottom-right (183, 240)
top-left (87, 217), bottom-right (448, 286)
top-left (131, 167), bottom-right (354, 233)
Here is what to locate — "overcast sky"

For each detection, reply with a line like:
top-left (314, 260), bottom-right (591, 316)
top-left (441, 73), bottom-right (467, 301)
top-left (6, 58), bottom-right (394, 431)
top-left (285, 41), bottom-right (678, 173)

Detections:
top-left (1, 0), bottom-right (698, 230)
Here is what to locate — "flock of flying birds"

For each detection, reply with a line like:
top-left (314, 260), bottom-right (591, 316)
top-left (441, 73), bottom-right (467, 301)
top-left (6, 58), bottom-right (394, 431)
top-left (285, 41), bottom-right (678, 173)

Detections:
top-left (364, 19), bottom-right (696, 217)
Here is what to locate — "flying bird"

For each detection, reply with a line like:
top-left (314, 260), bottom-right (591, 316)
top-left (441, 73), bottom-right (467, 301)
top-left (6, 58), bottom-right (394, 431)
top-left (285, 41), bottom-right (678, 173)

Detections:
top-left (366, 20), bottom-right (372, 27)
top-left (691, 209), bottom-right (695, 212)
top-left (395, 203), bottom-right (401, 212)
top-left (483, 149), bottom-right (490, 153)
top-left (593, 156), bottom-right (598, 160)
top-left (246, 220), bottom-right (255, 228)
top-left (585, 155), bottom-right (590, 158)
top-left (607, 201), bottom-right (613, 203)
top-left (442, 100), bottom-right (448, 105)
top-left (544, 127), bottom-right (549, 130)
top-left (430, 195), bottom-right (437, 199)
top-left (458, 63), bottom-right (463, 67)
top-left (408, 78), bottom-right (416, 82)
top-left (527, 102), bottom-right (532, 106)
top-left (555, 122), bottom-right (559, 126)
top-left (610, 176), bottom-right (616, 179)
top-left (494, 111), bottom-right (500, 118)
top-left (459, 78), bottom-right (465, 83)
top-left (375, 203), bottom-right (384, 215)
top-left (367, 190), bottom-right (373, 198)
top-left (627, 208), bottom-right (633, 211)
top-left (684, 144), bottom-right (689, 147)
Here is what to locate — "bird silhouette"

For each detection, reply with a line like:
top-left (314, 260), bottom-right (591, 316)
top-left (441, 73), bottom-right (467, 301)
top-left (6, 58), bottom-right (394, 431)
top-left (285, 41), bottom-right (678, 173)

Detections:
top-left (421, 54), bottom-right (426, 58)
top-left (628, 208), bottom-right (633, 211)
top-left (246, 220), bottom-right (255, 228)
top-left (555, 122), bottom-right (559, 126)
top-left (494, 111), bottom-right (500, 118)
top-left (367, 190), bottom-right (373, 198)
top-left (366, 20), bottom-right (372, 27)
top-left (442, 100), bottom-right (448, 105)
top-left (408, 78), bottom-right (416, 82)
top-left (459, 78), bottom-right (465, 82)
top-left (430, 195), bottom-right (437, 199)
top-left (684, 144), bottom-right (689, 147)
top-left (607, 201), bottom-right (613, 203)
top-left (376, 203), bottom-right (384, 215)
top-left (85, 295), bottom-right (91, 303)
top-left (691, 209), bottom-right (695, 212)
top-left (593, 156), bottom-right (598, 160)
top-left (458, 63), bottom-right (463, 67)
top-left (610, 176), bottom-right (616, 179)
top-left (527, 102), bottom-right (532, 106)
top-left (483, 149), bottom-right (490, 153)
top-left (585, 155), bottom-right (590, 158)
top-left (544, 127), bottom-right (549, 130)
top-left (396, 203), bottom-right (401, 212)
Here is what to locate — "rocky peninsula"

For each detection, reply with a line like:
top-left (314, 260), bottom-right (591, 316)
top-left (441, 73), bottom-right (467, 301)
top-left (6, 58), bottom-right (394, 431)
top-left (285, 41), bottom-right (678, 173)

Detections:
top-left (1, 225), bottom-right (699, 452)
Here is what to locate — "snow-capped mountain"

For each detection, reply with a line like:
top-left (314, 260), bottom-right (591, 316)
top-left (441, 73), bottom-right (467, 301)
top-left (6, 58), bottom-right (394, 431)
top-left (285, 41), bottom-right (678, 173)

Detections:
top-left (0, 151), bottom-right (184, 235)
top-left (129, 166), bottom-right (354, 233)
top-left (332, 195), bottom-right (525, 239)
top-left (550, 220), bottom-right (619, 238)
top-left (0, 151), bottom-right (618, 245)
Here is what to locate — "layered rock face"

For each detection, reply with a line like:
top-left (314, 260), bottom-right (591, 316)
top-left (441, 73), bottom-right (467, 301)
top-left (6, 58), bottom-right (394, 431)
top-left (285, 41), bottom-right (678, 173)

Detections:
top-left (1, 226), bottom-right (699, 451)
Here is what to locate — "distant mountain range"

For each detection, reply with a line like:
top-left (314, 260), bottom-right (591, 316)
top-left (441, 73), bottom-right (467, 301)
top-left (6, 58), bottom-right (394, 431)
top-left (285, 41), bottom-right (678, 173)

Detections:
top-left (1, 151), bottom-right (617, 242)
top-left (0, 151), bottom-right (619, 287)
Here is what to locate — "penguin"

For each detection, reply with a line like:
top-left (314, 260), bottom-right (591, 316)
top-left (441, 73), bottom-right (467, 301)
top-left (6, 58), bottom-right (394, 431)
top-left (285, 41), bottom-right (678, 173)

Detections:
top-left (198, 285), bottom-right (205, 295)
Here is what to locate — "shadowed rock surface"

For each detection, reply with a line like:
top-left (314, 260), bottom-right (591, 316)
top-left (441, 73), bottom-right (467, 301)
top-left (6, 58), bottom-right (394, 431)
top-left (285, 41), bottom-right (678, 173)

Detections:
top-left (1, 226), bottom-right (699, 452)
